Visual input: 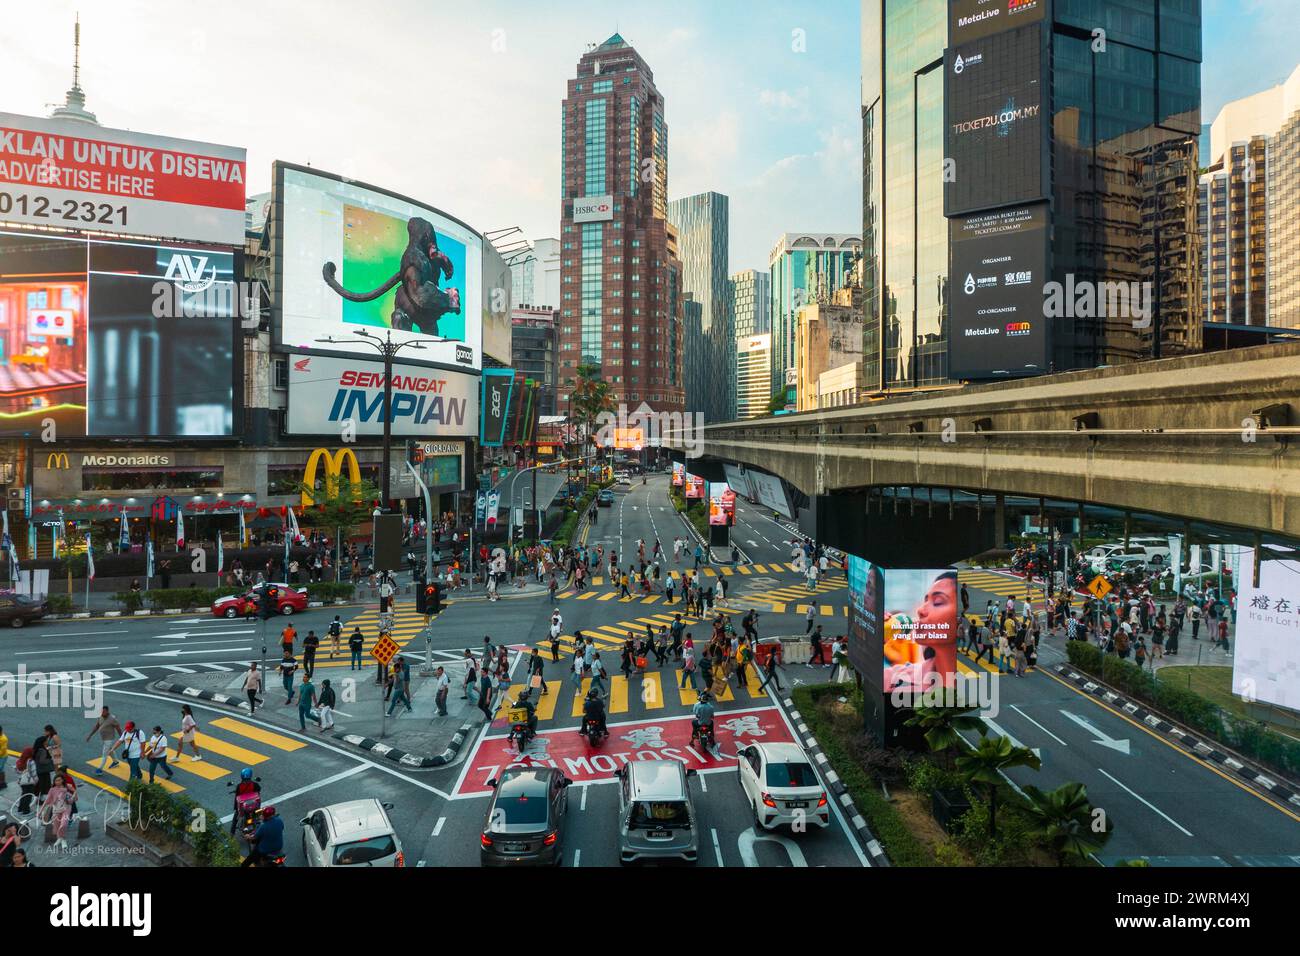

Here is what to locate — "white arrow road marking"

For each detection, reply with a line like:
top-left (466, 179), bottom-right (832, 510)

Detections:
top-left (983, 717), bottom-right (1041, 760)
top-left (29, 628), bottom-right (129, 637)
top-left (739, 828), bottom-right (809, 867)
top-left (158, 638), bottom-right (255, 647)
top-left (711, 828), bottom-right (724, 867)
top-left (155, 628), bottom-right (255, 639)
top-left (748, 541), bottom-right (758, 547)
top-left (1096, 768), bottom-right (1192, 835)
top-left (1061, 710), bottom-right (1131, 755)
top-left (15, 646), bottom-right (119, 655)
top-left (142, 647), bottom-right (253, 658)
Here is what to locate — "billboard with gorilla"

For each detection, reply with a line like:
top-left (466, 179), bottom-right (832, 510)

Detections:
top-left (274, 162), bottom-right (483, 371)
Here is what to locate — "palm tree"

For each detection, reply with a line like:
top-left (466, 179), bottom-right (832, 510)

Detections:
top-left (1021, 782), bottom-right (1113, 866)
top-left (954, 734), bottom-right (1041, 837)
top-left (904, 706), bottom-right (985, 764)
top-left (568, 362), bottom-right (615, 468)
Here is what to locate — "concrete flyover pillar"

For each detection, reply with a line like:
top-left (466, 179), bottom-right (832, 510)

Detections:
top-left (995, 494), bottom-right (1006, 549)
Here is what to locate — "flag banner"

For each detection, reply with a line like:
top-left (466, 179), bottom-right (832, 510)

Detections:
top-left (176, 510), bottom-right (186, 550)
top-left (146, 539), bottom-right (155, 580)
top-left (238, 509), bottom-right (247, 546)
top-left (119, 510), bottom-right (129, 550)
top-left (86, 534), bottom-right (95, 581)
top-left (287, 504), bottom-right (301, 543)
top-left (217, 531), bottom-right (224, 574)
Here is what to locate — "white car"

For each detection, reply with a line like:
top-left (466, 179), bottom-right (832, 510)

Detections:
top-left (736, 742), bottom-right (829, 831)
top-left (300, 799), bottom-right (404, 867)
top-left (616, 476), bottom-right (632, 487)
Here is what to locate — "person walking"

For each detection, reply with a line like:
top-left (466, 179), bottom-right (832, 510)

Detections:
top-left (462, 650), bottom-right (478, 700)
top-left (279, 650), bottom-right (299, 703)
top-left (297, 673), bottom-right (317, 730)
top-left (40, 773), bottom-right (74, 851)
top-left (109, 722), bottom-right (146, 781)
top-left (805, 601), bottom-right (818, 635)
top-left (571, 649), bottom-right (585, 691)
top-left (549, 610), bottom-right (563, 661)
top-left (734, 638), bottom-right (752, 688)
top-left (434, 667), bottom-right (450, 716)
top-left (680, 647), bottom-right (698, 690)
top-left (809, 625), bottom-right (826, 667)
top-left (665, 574), bottom-right (675, 604)
top-left (41, 725), bottom-right (64, 772)
top-left (327, 615), bottom-right (343, 658)
top-left (960, 583), bottom-right (970, 616)
top-left (477, 667), bottom-right (495, 721)
top-left (175, 705), bottom-right (203, 763)
top-left (302, 630), bottom-right (320, 679)
top-left (280, 621), bottom-right (296, 658)
top-left (318, 679), bottom-right (336, 732)
top-left (243, 662), bottom-right (263, 713)
top-left (144, 727), bottom-right (175, 783)
top-left (757, 646), bottom-right (784, 693)
top-left (85, 707), bottom-right (123, 776)
top-left (0, 724), bottom-right (7, 791)
top-left (590, 654), bottom-right (607, 696)
top-left (387, 658), bottom-right (413, 715)
top-left (528, 647), bottom-right (549, 696)
top-left (348, 627), bottom-right (365, 670)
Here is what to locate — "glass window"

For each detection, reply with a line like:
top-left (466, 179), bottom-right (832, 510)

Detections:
top-left (332, 836), bottom-right (398, 865)
top-left (629, 801), bottom-right (690, 829)
top-left (765, 762), bottom-right (820, 788)
top-left (82, 468), bottom-right (223, 492)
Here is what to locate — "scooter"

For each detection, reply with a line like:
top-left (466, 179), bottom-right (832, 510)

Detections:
top-left (578, 715), bottom-right (608, 743)
top-left (227, 777), bottom-right (263, 841)
top-left (690, 720), bottom-right (716, 753)
top-left (241, 829), bottom-right (286, 867)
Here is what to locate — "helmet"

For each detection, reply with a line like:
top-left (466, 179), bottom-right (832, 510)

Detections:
top-left (240, 768), bottom-right (253, 781)
top-left (262, 806), bottom-right (276, 819)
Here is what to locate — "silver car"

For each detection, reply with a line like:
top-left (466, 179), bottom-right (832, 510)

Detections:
top-left (613, 761), bottom-right (699, 865)
top-left (300, 799), bottom-right (404, 867)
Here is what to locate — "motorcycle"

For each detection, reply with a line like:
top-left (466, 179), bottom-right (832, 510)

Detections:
top-left (507, 705), bottom-right (535, 750)
top-left (578, 715), bottom-right (608, 743)
top-left (241, 829), bottom-right (286, 867)
top-left (227, 777), bottom-right (263, 841)
top-left (690, 720), bottom-right (716, 752)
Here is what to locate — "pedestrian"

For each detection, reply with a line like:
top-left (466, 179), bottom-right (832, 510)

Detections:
top-left (571, 648), bottom-right (585, 690)
top-left (318, 679), bottom-right (336, 732)
top-left (348, 627), bottom-right (364, 670)
top-left (680, 647), bottom-right (698, 689)
top-left (590, 654), bottom-right (607, 695)
top-left (757, 646), bottom-right (784, 692)
top-left (960, 582), bottom-right (970, 615)
top-left (0, 724), bottom-right (7, 791)
top-left (735, 638), bottom-right (752, 687)
top-left (828, 635), bottom-right (844, 682)
top-left (302, 629), bottom-right (320, 678)
top-left (85, 707), bottom-right (122, 775)
top-left (805, 601), bottom-right (818, 635)
top-left (670, 614), bottom-right (685, 660)
top-left (434, 667), bottom-right (450, 716)
top-left (109, 722), bottom-right (146, 781)
top-left (529, 649), bottom-right (548, 696)
top-left (144, 726), bottom-right (175, 783)
top-left (1013, 639), bottom-right (1027, 677)
top-left (41, 772), bottom-right (74, 851)
top-left (298, 672), bottom-right (317, 730)
top-left (1217, 616), bottom-right (1230, 653)
top-left (809, 625), bottom-right (826, 666)
top-left (280, 621), bottom-right (296, 657)
top-left (387, 658), bottom-right (413, 715)
top-left (174, 705), bottom-right (203, 762)
top-left (279, 650), bottom-right (298, 703)
top-left (478, 668), bottom-right (495, 721)
top-left (328, 615), bottom-right (343, 658)
top-left (243, 662), bottom-right (263, 713)
top-left (665, 575), bottom-right (675, 604)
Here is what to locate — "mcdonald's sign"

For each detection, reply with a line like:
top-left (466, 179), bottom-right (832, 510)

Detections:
top-left (45, 453), bottom-right (70, 470)
top-left (302, 448), bottom-right (362, 506)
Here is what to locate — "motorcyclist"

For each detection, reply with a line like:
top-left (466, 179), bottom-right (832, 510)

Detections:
top-left (230, 768), bottom-right (261, 835)
top-left (241, 805), bottom-right (284, 867)
top-left (691, 692), bottom-right (716, 742)
top-left (514, 689), bottom-right (538, 740)
top-left (581, 688), bottom-right (607, 737)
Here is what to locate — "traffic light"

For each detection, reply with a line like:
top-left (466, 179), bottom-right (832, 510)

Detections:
top-left (415, 575), bottom-right (428, 614)
top-left (429, 581), bottom-right (442, 615)
top-left (407, 440), bottom-right (424, 466)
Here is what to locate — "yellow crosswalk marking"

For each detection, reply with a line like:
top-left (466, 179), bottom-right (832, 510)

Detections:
top-left (571, 678), bottom-right (594, 716)
top-left (641, 596), bottom-right (660, 604)
top-left (821, 605), bottom-right (835, 616)
top-left (640, 671), bottom-right (665, 709)
top-left (592, 576), bottom-right (604, 585)
top-left (750, 564), bottom-right (767, 573)
top-left (192, 733), bottom-right (270, 766)
top-left (577, 591), bottom-right (597, 600)
top-left (598, 592), bottom-right (617, 601)
top-left (737, 566), bottom-right (751, 575)
top-left (533, 685), bottom-right (560, 720)
top-left (610, 675), bottom-right (629, 712)
top-left (557, 591), bottom-right (575, 599)
top-left (89, 759), bottom-right (186, 793)
top-left (167, 753), bottom-right (230, 781)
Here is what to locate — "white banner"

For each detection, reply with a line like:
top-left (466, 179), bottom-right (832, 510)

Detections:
top-left (1167, 533), bottom-right (1183, 595)
top-left (747, 470), bottom-right (793, 519)
top-left (287, 353), bottom-right (479, 437)
top-left (1232, 549), bottom-right (1300, 710)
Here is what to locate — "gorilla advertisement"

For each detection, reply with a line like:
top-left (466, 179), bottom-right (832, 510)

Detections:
top-left (274, 162), bottom-right (483, 370)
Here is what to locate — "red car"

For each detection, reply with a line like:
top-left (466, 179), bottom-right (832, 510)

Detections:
top-left (211, 584), bottom-right (309, 619)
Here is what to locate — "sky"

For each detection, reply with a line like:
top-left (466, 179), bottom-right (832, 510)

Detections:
top-left (2, 1), bottom-right (1296, 274)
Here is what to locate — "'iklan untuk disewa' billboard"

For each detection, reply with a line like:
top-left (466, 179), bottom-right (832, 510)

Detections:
top-left (1232, 549), bottom-right (1300, 711)
top-left (275, 162), bottom-right (483, 372)
top-left (286, 354), bottom-right (478, 437)
top-left (0, 112), bottom-right (246, 245)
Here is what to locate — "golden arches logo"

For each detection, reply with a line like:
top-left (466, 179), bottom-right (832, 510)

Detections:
top-left (302, 448), bottom-right (362, 506)
top-left (46, 453), bottom-right (69, 469)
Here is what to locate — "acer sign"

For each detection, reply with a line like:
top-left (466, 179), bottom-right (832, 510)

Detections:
top-left (286, 353), bottom-right (478, 437)
top-left (0, 229), bottom-right (238, 438)
top-left (572, 194), bottom-right (613, 223)
top-left (0, 112), bottom-right (246, 245)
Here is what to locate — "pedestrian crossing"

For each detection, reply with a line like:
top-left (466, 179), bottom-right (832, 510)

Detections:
top-left (554, 573), bottom-right (848, 616)
top-left (957, 570), bottom-right (1082, 613)
top-left (75, 716), bottom-right (306, 796)
top-left (560, 561), bottom-right (807, 591)
top-left (308, 602), bottom-right (440, 671)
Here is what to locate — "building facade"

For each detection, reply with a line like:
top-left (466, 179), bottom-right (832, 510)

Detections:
top-left (667, 192), bottom-right (732, 421)
top-left (557, 34), bottom-right (684, 415)
top-left (768, 234), bottom-right (862, 407)
top-left (735, 333), bottom-right (772, 420)
top-left (511, 306), bottom-right (559, 416)
top-left (510, 237), bottom-right (562, 311)
top-left (730, 268), bottom-right (770, 340)
top-left (861, 0), bottom-right (1203, 391)
top-left (1198, 63), bottom-right (1300, 329)
top-left (794, 284), bottom-right (865, 413)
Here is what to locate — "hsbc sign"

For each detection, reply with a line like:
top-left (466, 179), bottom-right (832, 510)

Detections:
top-left (573, 194), bottom-right (613, 223)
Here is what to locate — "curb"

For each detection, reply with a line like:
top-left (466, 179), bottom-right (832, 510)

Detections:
top-left (1052, 664), bottom-right (1300, 810)
top-left (43, 599), bottom-right (358, 622)
top-left (148, 681), bottom-right (476, 768)
top-left (774, 692), bottom-right (890, 867)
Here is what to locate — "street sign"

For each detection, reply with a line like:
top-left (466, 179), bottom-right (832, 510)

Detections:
top-left (371, 633), bottom-right (401, 666)
top-left (1087, 575), bottom-right (1112, 600)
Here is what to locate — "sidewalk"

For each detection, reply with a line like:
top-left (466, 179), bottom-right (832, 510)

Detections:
top-left (0, 808), bottom-right (154, 869)
top-left (153, 653), bottom-right (486, 766)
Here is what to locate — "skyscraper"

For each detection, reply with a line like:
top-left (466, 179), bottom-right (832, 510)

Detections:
top-left (668, 192), bottom-right (731, 421)
top-left (558, 34), bottom-right (684, 415)
top-left (861, 0), bottom-right (1203, 391)
top-left (730, 269), bottom-right (770, 339)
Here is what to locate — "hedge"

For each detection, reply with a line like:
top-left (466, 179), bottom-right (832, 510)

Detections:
top-left (1065, 640), bottom-right (1300, 777)
top-left (123, 779), bottom-right (242, 866)
top-left (793, 684), bottom-right (933, 866)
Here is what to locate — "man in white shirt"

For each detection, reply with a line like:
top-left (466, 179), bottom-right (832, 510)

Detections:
top-left (434, 666), bottom-right (450, 716)
top-left (379, 575), bottom-right (395, 613)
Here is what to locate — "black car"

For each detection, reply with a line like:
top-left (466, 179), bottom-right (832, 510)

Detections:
top-left (480, 767), bottom-right (571, 866)
top-left (0, 594), bottom-right (49, 628)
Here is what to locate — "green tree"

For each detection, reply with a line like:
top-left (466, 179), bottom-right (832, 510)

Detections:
top-left (1021, 782), bottom-right (1112, 866)
top-left (904, 706), bottom-right (985, 764)
top-left (295, 478), bottom-right (384, 545)
top-left (765, 389), bottom-right (787, 414)
top-left (954, 734), bottom-right (1041, 837)
top-left (568, 362), bottom-right (615, 463)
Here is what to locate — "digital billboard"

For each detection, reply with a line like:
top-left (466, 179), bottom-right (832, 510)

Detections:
top-left (285, 353), bottom-right (477, 437)
top-left (0, 112), bottom-right (247, 245)
top-left (949, 0), bottom-right (1045, 46)
top-left (671, 461), bottom-right (685, 487)
top-left (948, 203), bottom-right (1049, 378)
top-left (882, 569), bottom-right (960, 695)
top-left (1232, 550), bottom-right (1300, 710)
top-left (480, 368), bottom-right (515, 447)
top-left (684, 473), bottom-right (705, 499)
top-left (708, 485), bottom-right (736, 526)
top-left (275, 163), bottom-right (483, 371)
top-left (847, 555), bottom-right (886, 736)
top-left (0, 230), bottom-right (237, 438)
top-left (944, 23), bottom-right (1047, 217)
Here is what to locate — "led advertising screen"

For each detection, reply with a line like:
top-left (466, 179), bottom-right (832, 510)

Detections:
top-left (882, 569), bottom-right (960, 696)
top-left (276, 163), bottom-right (483, 371)
top-left (0, 112), bottom-right (246, 245)
top-left (684, 473), bottom-right (705, 499)
top-left (0, 230), bottom-right (237, 438)
top-left (1232, 550), bottom-right (1300, 710)
top-left (671, 461), bottom-right (685, 487)
top-left (708, 484), bottom-right (736, 526)
top-left (847, 554), bottom-right (885, 677)
top-left (949, 0), bottom-right (1045, 46)
top-left (948, 203), bottom-right (1049, 378)
top-left (285, 353), bottom-right (477, 437)
top-left (944, 23), bottom-right (1047, 217)
top-left (480, 368), bottom-right (515, 447)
